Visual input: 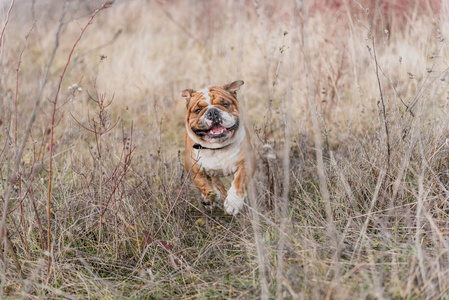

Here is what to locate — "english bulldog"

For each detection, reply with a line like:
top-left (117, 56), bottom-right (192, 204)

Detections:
top-left (182, 80), bottom-right (256, 216)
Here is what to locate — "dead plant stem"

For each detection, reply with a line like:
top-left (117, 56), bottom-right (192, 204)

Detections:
top-left (46, 0), bottom-right (112, 277)
top-left (14, 22), bottom-right (36, 146)
top-left (0, 0), bottom-right (15, 57)
top-left (0, 0), bottom-right (68, 286)
top-left (371, 36), bottom-right (391, 178)
top-left (276, 2), bottom-right (297, 298)
top-left (301, 0), bottom-right (335, 238)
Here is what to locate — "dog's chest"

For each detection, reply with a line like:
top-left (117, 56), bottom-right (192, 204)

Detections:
top-left (194, 146), bottom-right (241, 177)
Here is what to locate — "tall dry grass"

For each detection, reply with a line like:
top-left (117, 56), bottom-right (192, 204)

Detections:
top-left (1, 0), bottom-right (449, 298)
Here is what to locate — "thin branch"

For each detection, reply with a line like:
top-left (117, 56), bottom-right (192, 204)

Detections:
top-left (45, 0), bottom-right (113, 277)
top-left (371, 35), bottom-right (391, 174)
top-left (301, 0), bottom-right (335, 239)
top-left (15, 22), bottom-right (36, 146)
top-left (0, 0), bottom-right (15, 57)
top-left (276, 2), bottom-right (297, 299)
top-left (0, 0), bottom-right (68, 284)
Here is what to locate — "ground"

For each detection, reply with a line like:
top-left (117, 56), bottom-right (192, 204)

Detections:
top-left (0, 0), bottom-right (448, 298)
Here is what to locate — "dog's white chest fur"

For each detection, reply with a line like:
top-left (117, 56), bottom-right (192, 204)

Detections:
top-left (194, 127), bottom-right (245, 177)
top-left (194, 143), bottom-right (241, 177)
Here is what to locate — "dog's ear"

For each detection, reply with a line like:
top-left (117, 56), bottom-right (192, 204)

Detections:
top-left (223, 80), bottom-right (244, 93)
top-left (181, 89), bottom-right (196, 108)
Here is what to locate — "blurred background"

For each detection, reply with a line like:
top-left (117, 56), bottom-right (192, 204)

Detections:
top-left (1, 0), bottom-right (448, 298)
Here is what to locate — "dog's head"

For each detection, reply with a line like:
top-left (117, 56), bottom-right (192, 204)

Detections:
top-left (182, 80), bottom-right (244, 148)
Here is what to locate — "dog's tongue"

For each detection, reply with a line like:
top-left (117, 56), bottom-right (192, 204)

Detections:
top-left (208, 125), bottom-right (226, 135)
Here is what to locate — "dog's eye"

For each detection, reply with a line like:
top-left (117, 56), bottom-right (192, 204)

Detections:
top-left (194, 108), bottom-right (201, 115)
top-left (222, 103), bottom-right (230, 109)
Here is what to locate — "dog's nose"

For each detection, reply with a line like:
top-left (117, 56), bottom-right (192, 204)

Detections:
top-left (205, 108), bottom-right (220, 123)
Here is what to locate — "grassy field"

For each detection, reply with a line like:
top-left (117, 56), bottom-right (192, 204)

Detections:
top-left (1, 0), bottom-right (449, 298)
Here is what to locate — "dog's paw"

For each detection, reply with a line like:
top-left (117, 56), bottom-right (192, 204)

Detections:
top-left (201, 202), bottom-right (214, 211)
top-left (208, 190), bottom-right (221, 202)
top-left (224, 186), bottom-right (244, 216)
top-left (201, 190), bottom-right (221, 210)
top-left (201, 196), bottom-right (214, 211)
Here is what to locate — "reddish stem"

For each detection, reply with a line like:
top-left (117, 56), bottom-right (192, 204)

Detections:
top-left (14, 22), bottom-right (36, 146)
top-left (0, 0), bottom-right (15, 52)
top-left (152, 161), bottom-right (200, 239)
top-left (46, 0), bottom-right (112, 276)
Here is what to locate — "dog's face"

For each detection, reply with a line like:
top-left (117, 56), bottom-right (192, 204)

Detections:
top-left (182, 80), bottom-right (244, 147)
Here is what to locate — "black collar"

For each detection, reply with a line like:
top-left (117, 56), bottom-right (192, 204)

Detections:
top-left (193, 143), bottom-right (228, 150)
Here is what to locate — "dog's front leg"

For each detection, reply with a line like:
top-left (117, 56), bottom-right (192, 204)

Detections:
top-left (191, 169), bottom-right (223, 209)
top-left (224, 164), bottom-right (249, 216)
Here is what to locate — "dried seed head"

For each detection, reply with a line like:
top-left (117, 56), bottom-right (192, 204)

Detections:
top-left (263, 144), bottom-right (276, 160)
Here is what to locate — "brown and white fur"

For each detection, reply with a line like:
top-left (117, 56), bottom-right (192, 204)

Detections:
top-left (182, 80), bottom-right (256, 215)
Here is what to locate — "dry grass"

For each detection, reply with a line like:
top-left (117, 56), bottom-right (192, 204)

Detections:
top-left (1, 0), bottom-right (449, 298)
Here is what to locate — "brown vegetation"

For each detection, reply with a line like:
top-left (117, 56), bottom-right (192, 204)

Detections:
top-left (0, 0), bottom-right (448, 298)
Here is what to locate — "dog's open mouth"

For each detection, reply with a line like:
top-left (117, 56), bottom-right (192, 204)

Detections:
top-left (194, 125), bottom-right (232, 139)
top-left (208, 125), bottom-right (228, 135)
top-left (193, 122), bottom-right (239, 141)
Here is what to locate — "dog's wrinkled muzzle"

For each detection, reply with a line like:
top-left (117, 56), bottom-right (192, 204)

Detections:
top-left (204, 107), bottom-right (221, 126)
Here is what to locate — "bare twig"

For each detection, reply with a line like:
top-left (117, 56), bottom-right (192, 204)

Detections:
top-left (14, 22), bottom-right (36, 146)
top-left (370, 34), bottom-right (391, 177)
top-left (301, 0), bottom-right (335, 239)
top-left (0, 0), bottom-right (15, 57)
top-left (0, 0), bottom-right (68, 285)
top-left (276, 2), bottom-right (298, 299)
top-left (236, 1), bottom-right (269, 298)
top-left (45, 0), bottom-right (113, 277)
top-left (134, 163), bottom-right (199, 272)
